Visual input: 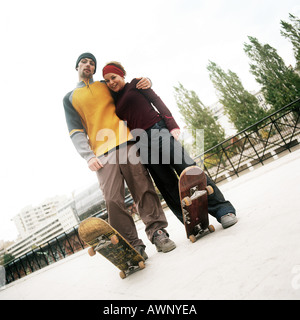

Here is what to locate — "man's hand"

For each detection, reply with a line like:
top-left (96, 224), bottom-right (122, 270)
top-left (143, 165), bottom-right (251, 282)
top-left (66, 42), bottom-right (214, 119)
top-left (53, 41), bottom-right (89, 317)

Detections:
top-left (136, 77), bottom-right (152, 89)
top-left (88, 157), bottom-right (103, 171)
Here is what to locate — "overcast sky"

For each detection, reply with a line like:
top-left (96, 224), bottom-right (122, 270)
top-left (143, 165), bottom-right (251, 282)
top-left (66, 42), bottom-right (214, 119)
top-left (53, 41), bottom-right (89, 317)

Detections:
top-left (0, 0), bottom-right (299, 241)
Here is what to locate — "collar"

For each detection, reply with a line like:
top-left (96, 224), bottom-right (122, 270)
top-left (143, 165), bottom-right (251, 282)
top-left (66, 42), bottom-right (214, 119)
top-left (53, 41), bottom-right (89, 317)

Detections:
top-left (76, 78), bottom-right (95, 88)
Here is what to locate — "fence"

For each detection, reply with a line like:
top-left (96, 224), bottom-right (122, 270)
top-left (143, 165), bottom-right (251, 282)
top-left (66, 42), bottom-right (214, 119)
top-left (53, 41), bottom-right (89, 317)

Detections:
top-left (3, 196), bottom-right (135, 285)
top-left (4, 226), bottom-right (86, 284)
top-left (2, 98), bottom-right (300, 285)
top-left (195, 98), bottom-right (300, 183)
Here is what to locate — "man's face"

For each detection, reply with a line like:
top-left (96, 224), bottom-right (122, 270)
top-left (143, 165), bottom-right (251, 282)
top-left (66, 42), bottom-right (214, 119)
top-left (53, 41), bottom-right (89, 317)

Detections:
top-left (77, 58), bottom-right (96, 80)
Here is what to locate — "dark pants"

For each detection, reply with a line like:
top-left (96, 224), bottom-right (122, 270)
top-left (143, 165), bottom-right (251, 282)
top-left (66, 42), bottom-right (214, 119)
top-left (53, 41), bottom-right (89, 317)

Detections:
top-left (137, 120), bottom-right (236, 224)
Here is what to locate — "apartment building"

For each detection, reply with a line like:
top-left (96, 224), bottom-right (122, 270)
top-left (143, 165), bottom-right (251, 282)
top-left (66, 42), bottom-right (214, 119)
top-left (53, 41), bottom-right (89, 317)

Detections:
top-left (12, 196), bottom-right (68, 238)
top-left (5, 199), bottom-right (80, 260)
top-left (209, 89), bottom-right (271, 138)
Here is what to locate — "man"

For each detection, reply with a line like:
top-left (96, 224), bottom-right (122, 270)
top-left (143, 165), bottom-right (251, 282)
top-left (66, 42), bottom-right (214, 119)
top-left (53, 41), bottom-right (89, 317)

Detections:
top-left (63, 52), bottom-right (176, 258)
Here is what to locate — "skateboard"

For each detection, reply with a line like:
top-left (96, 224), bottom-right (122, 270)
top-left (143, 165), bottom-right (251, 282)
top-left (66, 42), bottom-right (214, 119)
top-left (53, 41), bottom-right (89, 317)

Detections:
top-left (179, 166), bottom-right (215, 243)
top-left (78, 217), bottom-right (145, 279)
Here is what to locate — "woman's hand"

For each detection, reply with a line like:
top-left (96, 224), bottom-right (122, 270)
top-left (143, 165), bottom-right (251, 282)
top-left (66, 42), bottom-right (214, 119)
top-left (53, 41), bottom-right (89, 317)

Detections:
top-left (170, 128), bottom-right (181, 141)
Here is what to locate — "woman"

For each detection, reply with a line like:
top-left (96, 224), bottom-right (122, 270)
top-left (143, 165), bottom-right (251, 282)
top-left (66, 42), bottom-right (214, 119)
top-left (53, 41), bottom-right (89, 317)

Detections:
top-left (102, 62), bottom-right (237, 228)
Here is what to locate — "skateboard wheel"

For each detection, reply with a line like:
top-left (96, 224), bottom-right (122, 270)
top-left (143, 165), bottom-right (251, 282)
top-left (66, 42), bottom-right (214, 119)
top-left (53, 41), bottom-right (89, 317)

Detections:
top-left (206, 185), bottom-right (214, 195)
top-left (120, 271), bottom-right (126, 279)
top-left (110, 234), bottom-right (119, 245)
top-left (208, 225), bottom-right (215, 233)
top-left (182, 196), bottom-right (192, 207)
top-left (138, 261), bottom-right (146, 269)
top-left (88, 247), bottom-right (96, 257)
top-left (189, 235), bottom-right (197, 243)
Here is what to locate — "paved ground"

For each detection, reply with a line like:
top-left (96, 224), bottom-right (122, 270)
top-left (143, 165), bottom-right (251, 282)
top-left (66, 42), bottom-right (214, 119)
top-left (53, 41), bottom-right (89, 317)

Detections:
top-left (1, 148), bottom-right (300, 300)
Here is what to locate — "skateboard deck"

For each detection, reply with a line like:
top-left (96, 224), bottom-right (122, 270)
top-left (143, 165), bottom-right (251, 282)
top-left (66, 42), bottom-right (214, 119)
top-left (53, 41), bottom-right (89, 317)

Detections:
top-left (179, 166), bottom-right (215, 243)
top-left (78, 217), bottom-right (145, 279)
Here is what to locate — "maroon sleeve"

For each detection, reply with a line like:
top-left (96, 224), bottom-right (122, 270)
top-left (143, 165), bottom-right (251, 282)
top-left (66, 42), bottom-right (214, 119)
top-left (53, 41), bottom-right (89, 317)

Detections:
top-left (138, 86), bottom-right (180, 132)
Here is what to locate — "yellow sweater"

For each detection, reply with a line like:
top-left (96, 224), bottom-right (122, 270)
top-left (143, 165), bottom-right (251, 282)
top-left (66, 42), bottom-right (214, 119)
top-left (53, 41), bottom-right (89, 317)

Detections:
top-left (64, 79), bottom-right (132, 157)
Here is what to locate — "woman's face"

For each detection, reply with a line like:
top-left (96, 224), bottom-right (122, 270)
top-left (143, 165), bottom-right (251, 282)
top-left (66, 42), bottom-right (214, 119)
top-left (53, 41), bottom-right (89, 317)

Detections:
top-left (104, 73), bottom-right (126, 92)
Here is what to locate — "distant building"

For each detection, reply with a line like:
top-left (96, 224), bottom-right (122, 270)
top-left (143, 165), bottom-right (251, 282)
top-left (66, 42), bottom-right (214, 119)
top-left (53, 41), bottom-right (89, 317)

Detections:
top-left (251, 90), bottom-right (271, 112)
top-left (209, 100), bottom-right (236, 138)
top-left (208, 88), bottom-right (271, 138)
top-left (2, 176), bottom-right (139, 263)
top-left (5, 198), bottom-right (80, 260)
top-left (12, 195), bottom-right (69, 238)
top-left (72, 183), bottom-right (104, 218)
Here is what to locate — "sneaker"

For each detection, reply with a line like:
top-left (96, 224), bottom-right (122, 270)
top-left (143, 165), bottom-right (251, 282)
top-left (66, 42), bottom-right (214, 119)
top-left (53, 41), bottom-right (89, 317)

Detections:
top-left (153, 230), bottom-right (176, 253)
top-left (135, 245), bottom-right (148, 260)
top-left (221, 213), bottom-right (238, 229)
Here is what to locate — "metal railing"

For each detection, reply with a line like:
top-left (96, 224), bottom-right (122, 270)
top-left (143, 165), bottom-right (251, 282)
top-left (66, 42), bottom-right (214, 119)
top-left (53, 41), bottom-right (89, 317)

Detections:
top-left (2, 196), bottom-right (135, 285)
top-left (2, 98), bottom-right (300, 286)
top-left (4, 226), bottom-right (86, 284)
top-left (195, 98), bottom-right (300, 183)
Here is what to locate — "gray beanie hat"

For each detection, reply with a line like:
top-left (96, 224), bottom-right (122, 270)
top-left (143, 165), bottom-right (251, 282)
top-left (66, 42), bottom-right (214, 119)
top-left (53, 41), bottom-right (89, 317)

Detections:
top-left (75, 52), bottom-right (97, 74)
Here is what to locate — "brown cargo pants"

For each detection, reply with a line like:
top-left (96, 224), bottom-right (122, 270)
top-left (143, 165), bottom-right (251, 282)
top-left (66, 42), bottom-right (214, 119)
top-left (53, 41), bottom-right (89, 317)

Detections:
top-left (96, 143), bottom-right (168, 248)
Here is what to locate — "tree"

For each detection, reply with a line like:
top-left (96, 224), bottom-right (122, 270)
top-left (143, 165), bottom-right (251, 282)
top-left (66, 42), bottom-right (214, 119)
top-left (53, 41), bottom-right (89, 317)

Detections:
top-left (174, 83), bottom-right (225, 151)
top-left (280, 13), bottom-right (300, 72)
top-left (2, 253), bottom-right (14, 265)
top-left (207, 61), bottom-right (267, 132)
top-left (244, 36), bottom-right (300, 112)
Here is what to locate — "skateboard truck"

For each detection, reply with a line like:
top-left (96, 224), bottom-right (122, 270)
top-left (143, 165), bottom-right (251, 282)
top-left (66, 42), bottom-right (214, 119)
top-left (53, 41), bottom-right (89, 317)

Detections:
top-left (192, 223), bottom-right (215, 242)
top-left (87, 233), bottom-right (145, 279)
top-left (94, 235), bottom-right (111, 251)
top-left (120, 260), bottom-right (145, 279)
